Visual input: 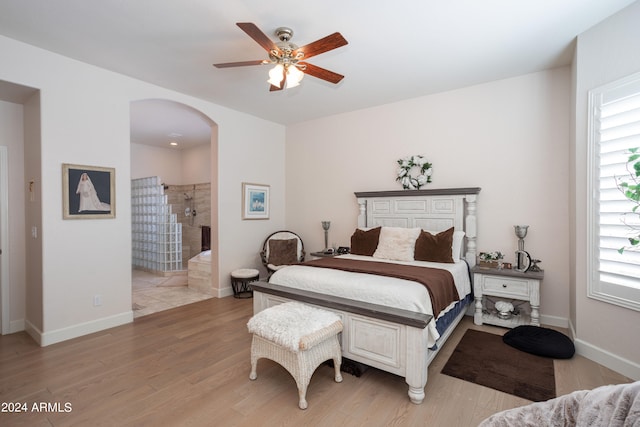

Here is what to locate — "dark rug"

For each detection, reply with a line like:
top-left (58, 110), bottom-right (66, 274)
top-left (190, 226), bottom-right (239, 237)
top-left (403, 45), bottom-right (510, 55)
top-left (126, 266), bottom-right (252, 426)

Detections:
top-left (441, 329), bottom-right (556, 402)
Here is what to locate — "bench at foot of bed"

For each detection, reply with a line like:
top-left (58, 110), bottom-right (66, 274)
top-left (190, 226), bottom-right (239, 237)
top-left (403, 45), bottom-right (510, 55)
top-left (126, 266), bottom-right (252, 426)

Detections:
top-left (251, 281), bottom-right (455, 405)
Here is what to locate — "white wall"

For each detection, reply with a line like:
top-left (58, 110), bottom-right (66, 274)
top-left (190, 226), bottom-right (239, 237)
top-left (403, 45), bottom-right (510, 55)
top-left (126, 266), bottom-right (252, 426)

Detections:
top-left (0, 99), bottom-right (26, 331)
top-left (23, 92), bottom-right (42, 333)
top-left (182, 144), bottom-right (211, 185)
top-left (287, 68), bottom-right (571, 325)
top-left (131, 134), bottom-right (212, 185)
top-left (217, 118), bottom-right (286, 279)
top-left (573, 1), bottom-right (640, 378)
top-left (0, 34), bottom-right (285, 344)
top-left (130, 142), bottom-right (183, 183)
top-left (131, 142), bottom-right (212, 186)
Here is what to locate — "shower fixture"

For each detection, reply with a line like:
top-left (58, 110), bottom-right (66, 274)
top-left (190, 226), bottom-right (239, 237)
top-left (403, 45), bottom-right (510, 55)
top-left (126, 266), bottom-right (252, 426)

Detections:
top-left (184, 189), bottom-right (196, 226)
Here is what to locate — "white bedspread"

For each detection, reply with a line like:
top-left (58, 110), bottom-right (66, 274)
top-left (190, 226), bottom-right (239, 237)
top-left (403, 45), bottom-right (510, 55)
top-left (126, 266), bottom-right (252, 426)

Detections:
top-left (269, 254), bottom-right (472, 347)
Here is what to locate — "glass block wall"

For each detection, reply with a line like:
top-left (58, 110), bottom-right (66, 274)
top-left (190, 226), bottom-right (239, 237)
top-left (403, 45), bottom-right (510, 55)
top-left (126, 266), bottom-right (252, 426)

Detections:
top-left (131, 176), bottom-right (183, 272)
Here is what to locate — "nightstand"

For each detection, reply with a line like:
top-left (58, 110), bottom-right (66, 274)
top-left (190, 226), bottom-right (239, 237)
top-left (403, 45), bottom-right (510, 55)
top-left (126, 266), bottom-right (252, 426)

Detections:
top-left (472, 266), bottom-right (544, 328)
top-left (310, 251), bottom-right (337, 258)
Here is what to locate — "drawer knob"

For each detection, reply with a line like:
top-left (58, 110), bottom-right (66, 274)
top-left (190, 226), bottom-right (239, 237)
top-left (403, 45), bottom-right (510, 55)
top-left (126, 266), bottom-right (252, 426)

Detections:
top-left (502, 283), bottom-right (507, 288)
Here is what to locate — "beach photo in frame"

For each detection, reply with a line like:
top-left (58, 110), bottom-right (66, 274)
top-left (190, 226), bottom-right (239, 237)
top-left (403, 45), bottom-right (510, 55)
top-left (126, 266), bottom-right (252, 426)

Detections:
top-left (242, 182), bottom-right (269, 220)
top-left (62, 163), bottom-right (115, 219)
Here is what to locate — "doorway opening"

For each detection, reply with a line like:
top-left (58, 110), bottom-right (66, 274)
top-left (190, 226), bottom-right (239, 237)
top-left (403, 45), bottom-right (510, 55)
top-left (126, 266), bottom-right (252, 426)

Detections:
top-left (130, 99), bottom-right (218, 317)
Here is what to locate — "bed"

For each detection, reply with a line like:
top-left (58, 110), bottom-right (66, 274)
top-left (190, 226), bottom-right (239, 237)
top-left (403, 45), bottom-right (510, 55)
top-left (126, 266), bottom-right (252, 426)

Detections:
top-left (252, 187), bottom-right (480, 404)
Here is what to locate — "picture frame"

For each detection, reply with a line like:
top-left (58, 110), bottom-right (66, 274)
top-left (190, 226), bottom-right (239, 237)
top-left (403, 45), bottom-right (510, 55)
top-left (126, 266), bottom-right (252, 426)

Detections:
top-left (62, 163), bottom-right (115, 219)
top-left (242, 182), bottom-right (269, 220)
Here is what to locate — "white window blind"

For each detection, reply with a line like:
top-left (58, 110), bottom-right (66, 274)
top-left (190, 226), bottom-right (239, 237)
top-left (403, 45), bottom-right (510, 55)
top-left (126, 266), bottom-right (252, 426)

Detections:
top-left (588, 72), bottom-right (640, 311)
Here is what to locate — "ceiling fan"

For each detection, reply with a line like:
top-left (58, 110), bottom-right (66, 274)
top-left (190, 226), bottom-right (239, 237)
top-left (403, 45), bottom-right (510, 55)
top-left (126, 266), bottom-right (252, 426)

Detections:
top-left (213, 22), bottom-right (348, 91)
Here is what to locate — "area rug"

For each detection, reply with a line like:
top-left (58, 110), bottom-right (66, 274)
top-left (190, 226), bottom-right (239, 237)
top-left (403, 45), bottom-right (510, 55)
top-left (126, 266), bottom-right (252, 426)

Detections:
top-left (441, 329), bottom-right (555, 402)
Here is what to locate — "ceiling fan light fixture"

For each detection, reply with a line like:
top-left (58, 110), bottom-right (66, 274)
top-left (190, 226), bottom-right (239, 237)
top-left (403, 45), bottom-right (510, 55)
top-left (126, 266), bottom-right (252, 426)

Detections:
top-left (267, 64), bottom-right (284, 87)
top-left (285, 65), bottom-right (304, 88)
top-left (214, 23), bottom-right (348, 91)
top-left (285, 78), bottom-right (300, 89)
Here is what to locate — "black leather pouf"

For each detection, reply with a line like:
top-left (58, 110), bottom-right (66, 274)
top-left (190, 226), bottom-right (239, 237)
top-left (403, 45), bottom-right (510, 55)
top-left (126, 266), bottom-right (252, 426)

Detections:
top-left (503, 325), bottom-right (575, 359)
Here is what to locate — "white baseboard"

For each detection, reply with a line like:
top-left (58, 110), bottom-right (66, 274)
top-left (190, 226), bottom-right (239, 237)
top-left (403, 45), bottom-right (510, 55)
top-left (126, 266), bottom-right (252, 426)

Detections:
top-left (540, 314), bottom-right (569, 329)
top-left (24, 319), bottom-right (43, 345)
top-left (569, 319), bottom-right (640, 380)
top-left (217, 286), bottom-right (234, 298)
top-left (27, 311), bottom-right (133, 347)
top-left (574, 338), bottom-right (640, 381)
top-left (9, 319), bottom-right (25, 334)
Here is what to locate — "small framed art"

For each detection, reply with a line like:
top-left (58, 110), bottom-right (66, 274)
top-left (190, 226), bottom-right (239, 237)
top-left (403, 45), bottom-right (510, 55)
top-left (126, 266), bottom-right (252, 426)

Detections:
top-left (242, 182), bottom-right (269, 220)
top-left (62, 163), bottom-right (115, 219)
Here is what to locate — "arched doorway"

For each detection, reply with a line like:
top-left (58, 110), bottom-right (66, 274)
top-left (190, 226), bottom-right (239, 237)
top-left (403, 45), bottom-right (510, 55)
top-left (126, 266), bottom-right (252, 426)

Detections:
top-left (129, 99), bottom-right (218, 317)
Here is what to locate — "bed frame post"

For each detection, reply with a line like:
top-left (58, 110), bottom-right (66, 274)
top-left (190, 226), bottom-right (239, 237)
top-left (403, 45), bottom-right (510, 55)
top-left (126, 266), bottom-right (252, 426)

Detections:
top-left (405, 326), bottom-right (429, 404)
top-left (465, 194), bottom-right (478, 267)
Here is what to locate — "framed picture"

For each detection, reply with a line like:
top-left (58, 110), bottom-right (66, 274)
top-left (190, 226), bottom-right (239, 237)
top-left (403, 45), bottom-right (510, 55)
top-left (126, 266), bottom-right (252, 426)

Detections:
top-left (242, 182), bottom-right (269, 220)
top-left (62, 163), bottom-right (115, 219)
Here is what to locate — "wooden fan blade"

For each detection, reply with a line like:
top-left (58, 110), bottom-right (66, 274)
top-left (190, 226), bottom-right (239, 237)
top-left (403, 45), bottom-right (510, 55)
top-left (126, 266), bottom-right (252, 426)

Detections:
top-left (236, 22), bottom-right (278, 53)
top-left (213, 60), bottom-right (268, 68)
top-left (299, 62), bottom-right (344, 84)
top-left (293, 32), bottom-right (348, 60)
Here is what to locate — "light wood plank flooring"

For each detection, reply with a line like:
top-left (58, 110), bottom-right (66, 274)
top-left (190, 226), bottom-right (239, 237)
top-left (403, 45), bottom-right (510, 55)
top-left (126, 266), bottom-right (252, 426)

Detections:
top-left (0, 297), bottom-right (631, 427)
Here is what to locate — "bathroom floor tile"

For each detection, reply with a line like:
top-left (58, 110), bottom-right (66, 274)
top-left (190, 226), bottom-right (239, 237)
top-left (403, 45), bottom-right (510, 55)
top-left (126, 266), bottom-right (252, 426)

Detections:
top-left (132, 269), bottom-right (211, 318)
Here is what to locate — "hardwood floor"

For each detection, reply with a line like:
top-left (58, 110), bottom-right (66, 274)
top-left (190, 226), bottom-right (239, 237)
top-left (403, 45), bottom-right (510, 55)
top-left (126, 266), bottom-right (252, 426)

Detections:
top-left (0, 297), bottom-right (631, 427)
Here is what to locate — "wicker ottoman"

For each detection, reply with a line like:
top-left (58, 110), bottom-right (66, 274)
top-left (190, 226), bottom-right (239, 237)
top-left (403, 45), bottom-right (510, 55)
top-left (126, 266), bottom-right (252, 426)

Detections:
top-left (247, 302), bottom-right (343, 409)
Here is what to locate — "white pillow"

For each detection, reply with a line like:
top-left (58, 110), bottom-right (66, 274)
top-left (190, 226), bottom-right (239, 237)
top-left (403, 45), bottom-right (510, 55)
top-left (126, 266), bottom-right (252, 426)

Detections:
top-left (453, 230), bottom-right (465, 261)
top-left (373, 227), bottom-right (421, 261)
top-left (424, 229), bottom-right (465, 261)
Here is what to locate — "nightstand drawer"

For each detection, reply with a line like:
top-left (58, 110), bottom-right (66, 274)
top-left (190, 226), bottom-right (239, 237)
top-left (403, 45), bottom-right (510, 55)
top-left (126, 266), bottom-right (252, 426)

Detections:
top-left (481, 276), bottom-right (529, 298)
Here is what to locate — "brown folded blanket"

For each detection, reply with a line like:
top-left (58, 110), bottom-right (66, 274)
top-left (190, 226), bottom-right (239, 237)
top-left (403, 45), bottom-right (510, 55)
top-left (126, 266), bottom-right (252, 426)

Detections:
top-left (302, 257), bottom-right (459, 316)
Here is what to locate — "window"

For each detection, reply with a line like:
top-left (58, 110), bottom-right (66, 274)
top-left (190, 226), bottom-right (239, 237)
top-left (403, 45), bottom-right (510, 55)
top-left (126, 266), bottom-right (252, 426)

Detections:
top-left (587, 72), bottom-right (640, 311)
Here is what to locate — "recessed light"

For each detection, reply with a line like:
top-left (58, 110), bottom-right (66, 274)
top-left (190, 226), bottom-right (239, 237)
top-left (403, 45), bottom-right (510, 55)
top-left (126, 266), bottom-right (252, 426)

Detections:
top-left (170, 141), bottom-right (178, 146)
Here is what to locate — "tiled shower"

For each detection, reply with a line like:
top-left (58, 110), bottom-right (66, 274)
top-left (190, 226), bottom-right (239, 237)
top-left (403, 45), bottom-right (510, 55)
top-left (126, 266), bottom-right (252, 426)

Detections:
top-left (131, 177), bottom-right (182, 272)
top-left (131, 177), bottom-right (211, 274)
top-left (165, 182), bottom-right (211, 266)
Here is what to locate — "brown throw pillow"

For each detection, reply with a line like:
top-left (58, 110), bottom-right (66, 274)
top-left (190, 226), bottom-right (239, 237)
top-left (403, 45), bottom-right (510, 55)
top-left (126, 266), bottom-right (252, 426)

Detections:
top-left (350, 227), bottom-right (381, 256)
top-left (414, 227), bottom-right (455, 263)
top-left (268, 238), bottom-right (298, 265)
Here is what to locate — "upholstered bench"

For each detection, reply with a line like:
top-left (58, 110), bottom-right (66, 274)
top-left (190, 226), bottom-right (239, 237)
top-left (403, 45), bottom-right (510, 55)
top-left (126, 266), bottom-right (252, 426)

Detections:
top-left (247, 302), bottom-right (343, 409)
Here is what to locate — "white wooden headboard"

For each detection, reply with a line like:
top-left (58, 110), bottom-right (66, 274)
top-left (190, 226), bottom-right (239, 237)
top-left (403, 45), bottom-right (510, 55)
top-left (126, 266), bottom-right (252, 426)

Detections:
top-left (355, 188), bottom-right (480, 267)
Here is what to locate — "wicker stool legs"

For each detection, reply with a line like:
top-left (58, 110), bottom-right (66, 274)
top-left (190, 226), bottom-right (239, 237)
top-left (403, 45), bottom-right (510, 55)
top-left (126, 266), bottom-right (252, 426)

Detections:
top-left (249, 334), bottom-right (343, 409)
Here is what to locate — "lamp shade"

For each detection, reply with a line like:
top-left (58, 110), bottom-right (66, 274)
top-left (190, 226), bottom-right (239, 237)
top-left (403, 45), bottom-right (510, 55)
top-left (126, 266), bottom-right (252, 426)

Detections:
top-left (286, 65), bottom-right (304, 88)
top-left (267, 64), bottom-right (284, 87)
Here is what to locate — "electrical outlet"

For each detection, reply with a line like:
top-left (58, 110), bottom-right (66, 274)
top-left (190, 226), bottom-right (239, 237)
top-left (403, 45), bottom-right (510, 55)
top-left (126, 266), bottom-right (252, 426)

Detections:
top-left (93, 295), bottom-right (102, 306)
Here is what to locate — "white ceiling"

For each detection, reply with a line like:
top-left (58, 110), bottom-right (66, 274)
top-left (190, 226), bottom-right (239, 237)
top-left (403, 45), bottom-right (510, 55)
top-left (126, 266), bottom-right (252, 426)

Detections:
top-left (129, 100), bottom-right (214, 150)
top-left (0, 0), bottom-right (636, 147)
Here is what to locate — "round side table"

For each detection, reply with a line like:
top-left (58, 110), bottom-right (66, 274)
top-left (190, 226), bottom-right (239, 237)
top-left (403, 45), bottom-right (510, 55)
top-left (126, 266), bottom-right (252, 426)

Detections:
top-left (230, 268), bottom-right (259, 299)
